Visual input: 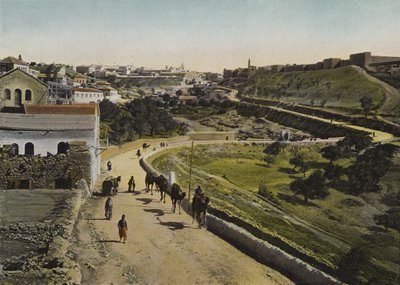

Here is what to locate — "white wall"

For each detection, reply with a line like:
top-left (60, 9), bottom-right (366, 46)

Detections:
top-left (73, 91), bottom-right (104, 103)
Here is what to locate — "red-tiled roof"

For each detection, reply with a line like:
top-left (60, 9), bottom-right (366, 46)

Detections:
top-left (25, 104), bottom-right (99, 115)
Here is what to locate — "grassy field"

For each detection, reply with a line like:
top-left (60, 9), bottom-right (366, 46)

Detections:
top-left (148, 143), bottom-right (400, 284)
top-left (242, 66), bottom-right (386, 113)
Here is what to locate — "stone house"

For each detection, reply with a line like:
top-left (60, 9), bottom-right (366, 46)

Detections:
top-left (0, 56), bottom-right (30, 75)
top-left (0, 68), bottom-right (47, 111)
top-left (0, 104), bottom-right (101, 190)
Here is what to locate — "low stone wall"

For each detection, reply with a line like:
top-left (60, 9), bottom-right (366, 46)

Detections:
top-left (187, 131), bottom-right (236, 141)
top-left (241, 97), bottom-right (400, 136)
top-left (207, 216), bottom-right (339, 284)
top-left (0, 142), bottom-right (91, 190)
top-left (140, 154), bottom-right (340, 284)
top-left (100, 135), bottom-right (190, 162)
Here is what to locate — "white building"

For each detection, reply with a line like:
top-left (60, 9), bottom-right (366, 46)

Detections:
top-left (72, 87), bottom-right (104, 103)
top-left (0, 104), bottom-right (101, 189)
top-left (97, 86), bottom-right (121, 103)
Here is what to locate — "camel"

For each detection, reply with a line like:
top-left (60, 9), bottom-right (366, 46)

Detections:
top-left (170, 183), bottom-right (186, 214)
top-left (154, 175), bottom-right (168, 203)
top-left (145, 172), bottom-right (155, 195)
top-left (142, 143), bottom-right (151, 151)
top-left (192, 193), bottom-right (210, 228)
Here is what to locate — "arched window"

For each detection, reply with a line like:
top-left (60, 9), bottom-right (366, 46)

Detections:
top-left (14, 89), bottom-right (22, 106)
top-left (10, 143), bottom-right (19, 155)
top-left (25, 142), bottom-right (34, 155)
top-left (57, 142), bottom-right (69, 154)
top-left (25, 89), bottom-right (32, 101)
top-left (4, 89), bottom-right (11, 100)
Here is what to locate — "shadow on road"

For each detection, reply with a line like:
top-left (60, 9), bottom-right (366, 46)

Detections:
top-left (96, 240), bottom-right (121, 243)
top-left (85, 217), bottom-right (107, 221)
top-left (136, 198), bottom-right (153, 205)
top-left (155, 217), bottom-right (188, 231)
top-left (143, 208), bottom-right (165, 216)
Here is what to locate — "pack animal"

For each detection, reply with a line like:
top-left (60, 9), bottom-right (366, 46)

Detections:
top-left (192, 193), bottom-right (210, 228)
top-left (154, 174), bottom-right (168, 203)
top-left (145, 172), bottom-right (155, 195)
top-left (170, 183), bottom-right (186, 214)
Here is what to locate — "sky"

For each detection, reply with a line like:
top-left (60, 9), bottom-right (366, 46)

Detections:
top-left (0, 0), bottom-right (399, 72)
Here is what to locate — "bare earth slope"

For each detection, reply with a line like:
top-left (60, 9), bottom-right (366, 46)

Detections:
top-left (71, 145), bottom-right (293, 285)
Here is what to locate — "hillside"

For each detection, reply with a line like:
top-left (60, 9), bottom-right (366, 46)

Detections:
top-left (241, 66), bottom-right (390, 114)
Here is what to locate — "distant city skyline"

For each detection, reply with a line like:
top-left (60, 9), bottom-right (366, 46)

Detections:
top-left (0, 0), bottom-right (399, 72)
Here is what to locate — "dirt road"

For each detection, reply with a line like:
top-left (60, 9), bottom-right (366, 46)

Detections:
top-left (71, 145), bottom-right (293, 285)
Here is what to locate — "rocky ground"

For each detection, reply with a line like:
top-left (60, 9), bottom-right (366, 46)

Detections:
top-left (197, 110), bottom-right (309, 140)
top-left (0, 189), bottom-right (82, 285)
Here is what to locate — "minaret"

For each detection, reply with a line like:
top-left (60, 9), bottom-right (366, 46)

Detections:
top-left (248, 58), bottom-right (250, 68)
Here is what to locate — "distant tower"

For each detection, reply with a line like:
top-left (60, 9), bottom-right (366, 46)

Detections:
top-left (180, 62), bottom-right (184, 71)
top-left (248, 58), bottom-right (250, 68)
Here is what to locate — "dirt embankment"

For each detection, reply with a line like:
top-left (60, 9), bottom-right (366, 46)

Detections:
top-left (0, 189), bottom-right (83, 285)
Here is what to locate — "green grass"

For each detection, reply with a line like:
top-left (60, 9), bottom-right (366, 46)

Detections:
top-left (148, 143), bottom-right (400, 283)
top-left (243, 66), bottom-right (386, 112)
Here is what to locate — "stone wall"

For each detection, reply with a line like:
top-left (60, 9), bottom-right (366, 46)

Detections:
top-left (0, 141), bottom-right (91, 190)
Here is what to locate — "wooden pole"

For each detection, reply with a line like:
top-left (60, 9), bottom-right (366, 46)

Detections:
top-left (188, 140), bottom-right (194, 202)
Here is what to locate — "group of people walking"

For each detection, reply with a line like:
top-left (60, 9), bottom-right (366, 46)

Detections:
top-left (104, 183), bottom-right (207, 243)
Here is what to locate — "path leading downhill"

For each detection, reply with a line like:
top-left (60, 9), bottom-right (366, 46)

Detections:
top-left (71, 144), bottom-right (294, 285)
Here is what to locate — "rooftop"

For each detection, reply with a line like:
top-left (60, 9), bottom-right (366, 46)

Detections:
top-left (72, 87), bottom-right (102, 93)
top-left (0, 56), bottom-right (29, 66)
top-left (25, 104), bottom-right (99, 116)
top-left (74, 73), bottom-right (86, 79)
top-left (95, 81), bottom-right (111, 85)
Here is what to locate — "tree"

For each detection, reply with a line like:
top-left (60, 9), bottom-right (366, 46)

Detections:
top-left (137, 89), bottom-right (145, 98)
top-left (337, 246), bottom-right (372, 285)
top-left (99, 99), bottom-right (119, 121)
top-left (307, 170), bottom-right (328, 199)
top-left (289, 153), bottom-right (304, 171)
top-left (290, 170), bottom-right (328, 202)
top-left (348, 144), bottom-right (396, 194)
top-left (337, 134), bottom-right (372, 154)
top-left (299, 163), bottom-right (309, 178)
top-left (263, 155), bottom-right (275, 167)
top-left (324, 164), bottom-right (342, 183)
top-left (373, 207), bottom-right (400, 231)
top-left (264, 142), bottom-right (283, 156)
top-left (321, 145), bottom-right (341, 163)
top-left (289, 178), bottom-right (311, 202)
top-left (257, 181), bottom-right (277, 203)
top-left (360, 96), bottom-right (374, 117)
top-left (162, 93), bottom-right (171, 103)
